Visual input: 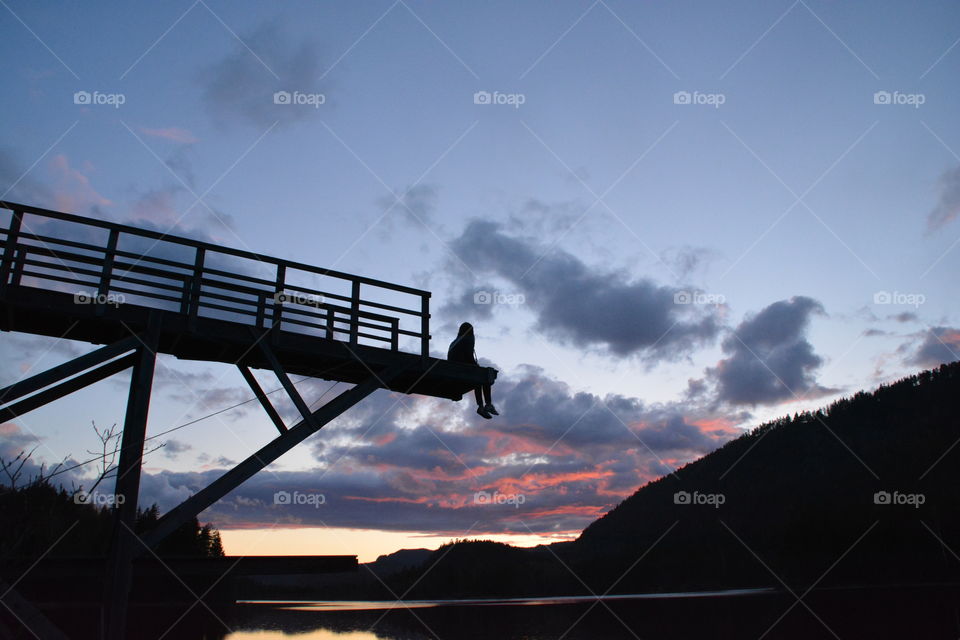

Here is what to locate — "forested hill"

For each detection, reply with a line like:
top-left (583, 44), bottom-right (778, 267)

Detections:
top-left (380, 362), bottom-right (960, 599)
top-left (568, 361), bottom-right (960, 593)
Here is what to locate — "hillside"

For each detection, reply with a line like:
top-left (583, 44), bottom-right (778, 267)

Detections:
top-left (383, 361), bottom-right (960, 598)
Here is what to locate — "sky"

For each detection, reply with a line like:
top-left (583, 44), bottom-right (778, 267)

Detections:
top-left (1, 0), bottom-right (959, 563)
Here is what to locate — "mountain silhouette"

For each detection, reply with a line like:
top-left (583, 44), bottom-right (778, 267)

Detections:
top-left (379, 361), bottom-right (960, 598)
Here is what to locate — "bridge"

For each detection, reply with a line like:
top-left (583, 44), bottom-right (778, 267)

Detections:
top-left (0, 201), bottom-right (496, 639)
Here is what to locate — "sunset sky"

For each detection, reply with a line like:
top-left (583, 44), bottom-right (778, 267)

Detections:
top-left (1, 0), bottom-right (959, 562)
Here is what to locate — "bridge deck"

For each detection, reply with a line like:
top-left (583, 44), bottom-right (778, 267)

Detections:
top-left (0, 202), bottom-right (495, 400)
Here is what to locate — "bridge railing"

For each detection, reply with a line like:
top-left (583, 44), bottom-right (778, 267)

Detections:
top-left (0, 202), bottom-right (431, 357)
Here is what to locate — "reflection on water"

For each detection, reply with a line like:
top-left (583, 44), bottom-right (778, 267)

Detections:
top-left (227, 632), bottom-right (377, 640)
top-left (219, 587), bottom-right (960, 640)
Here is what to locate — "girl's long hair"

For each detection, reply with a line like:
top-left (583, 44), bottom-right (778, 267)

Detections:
top-left (458, 322), bottom-right (473, 337)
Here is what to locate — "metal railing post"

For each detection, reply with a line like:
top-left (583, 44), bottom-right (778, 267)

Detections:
top-left (421, 292), bottom-right (430, 359)
top-left (188, 247), bottom-right (205, 329)
top-left (349, 280), bottom-right (360, 345)
top-left (0, 207), bottom-right (24, 294)
top-left (96, 229), bottom-right (119, 315)
top-left (272, 264), bottom-right (286, 333)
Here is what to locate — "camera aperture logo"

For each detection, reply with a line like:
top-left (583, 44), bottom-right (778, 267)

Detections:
top-left (74, 491), bottom-right (125, 506)
top-left (273, 90), bottom-right (326, 108)
top-left (873, 490), bottom-right (924, 508)
top-left (474, 490), bottom-right (525, 508)
top-left (673, 490), bottom-right (725, 508)
top-left (274, 290), bottom-right (324, 307)
top-left (473, 290), bottom-right (525, 306)
top-left (473, 90), bottom-right (525, 109)
top-left (74, 291), bottom-right (124, 308)
top-left (673, 90), bottom-right (725, 108)
top-left (873, 290), bottom-right (925, 308)
top-left (873, 91), bottom-right (924, 108)
top-left (274, 490), bottom-right (326, 508)
top-left (73, 90), bottom-right (126, 108)
top-left (673, 290), bottom-right (725, 306)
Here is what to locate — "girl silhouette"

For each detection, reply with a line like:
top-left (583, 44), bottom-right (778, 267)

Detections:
top-left (448, 322), bottom-right (498, 419)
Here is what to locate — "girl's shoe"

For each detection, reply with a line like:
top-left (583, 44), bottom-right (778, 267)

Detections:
top-left (477, 406), bottom-right (492, 419)
top-left (484, 403), bottom-right (499, 416)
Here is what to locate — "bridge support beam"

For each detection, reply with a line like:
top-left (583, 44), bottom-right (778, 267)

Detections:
top-left (138, 362), bottom-right (406, 552)
top-left (237, 365), bottom-right (287, 434)
top-left (0, 335), bottom-right (140, 419)
top-left (104, 318), bottom-right (160, 640)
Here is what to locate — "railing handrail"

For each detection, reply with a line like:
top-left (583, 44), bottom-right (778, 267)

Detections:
top-left (0, 200), bottom-right (431, 298)
top-left (0, 201), bottom-right (432, 357)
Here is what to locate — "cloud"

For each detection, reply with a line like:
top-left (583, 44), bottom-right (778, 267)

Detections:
top-left (447, 221), bottom-right (722, 361)
top-left (123, 367), bottom-right (742, 536)
top-left (199, 22), bottom-right (328, 129)
top-left (0, 146), bottom-right (55, 205)
top-left (889, 311), bottom-right (918, 323)
top-left (375, 183), bottom-right (439, 229)
top-left (707, 296), bottom-right (833, 406)
top-left (659, 246), bottom-right (721, 282)
top-left (161, 439), bottom-right (192, 458)
top-left (48, 155), bottom-right (112, 213)
top-left (908, 326), bottom-right (960, 368)
top-left (139, 127), bottom-right (198, 144)
top-left (927, 165), bottom-right (960, 232)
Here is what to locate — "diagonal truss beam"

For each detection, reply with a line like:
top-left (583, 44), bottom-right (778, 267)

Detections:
top-left (237, 364), bottom-right (287, 434)
top-left (137, 362), bottom-right (406, 552)
top-left (0, 335), bottom-right (140, 405)
top-left (0, 353), bottom-right (137, 423)
top-left (252, 329), bottom-right (319, 432)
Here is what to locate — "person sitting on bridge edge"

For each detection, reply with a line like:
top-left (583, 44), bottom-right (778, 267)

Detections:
top-left (448, 322), bottom-right (498, 419)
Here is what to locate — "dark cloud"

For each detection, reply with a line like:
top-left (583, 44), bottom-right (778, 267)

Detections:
top-left (908, 326), bottom-right (960, 368)
top-left (448, 221), bottom-right (722, 361)
top-left (437, 285), bottom-right (497, 324)
top-left (199, 22), bottom-right (328, 129)
top-left (375, 183), bottom-right (439, 229)
top-left (707, 296), bottom-right (832, 406)
top-left (927, 165), bottom-right (960, 232)
top-left (889, 311), bottom-right (918, 323)
top-left (161, 439), bottom-right (192, 458)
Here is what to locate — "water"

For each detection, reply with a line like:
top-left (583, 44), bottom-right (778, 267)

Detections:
top-left (211, 586), bottom-right (960, 639)
top-left (38, 586), bottom-right (960, 638)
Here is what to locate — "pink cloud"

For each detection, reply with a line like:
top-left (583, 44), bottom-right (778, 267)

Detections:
top-left (48, 154), bottom-right (111, 212)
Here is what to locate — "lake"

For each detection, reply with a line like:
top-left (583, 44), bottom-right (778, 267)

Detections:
top-left (40, 585), bottom-right (960, 638)
top-left (216, 586), bottom-right (960, 639)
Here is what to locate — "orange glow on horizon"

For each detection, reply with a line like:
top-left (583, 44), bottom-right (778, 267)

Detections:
top-left (219, 526), bottom-right (579, 563)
